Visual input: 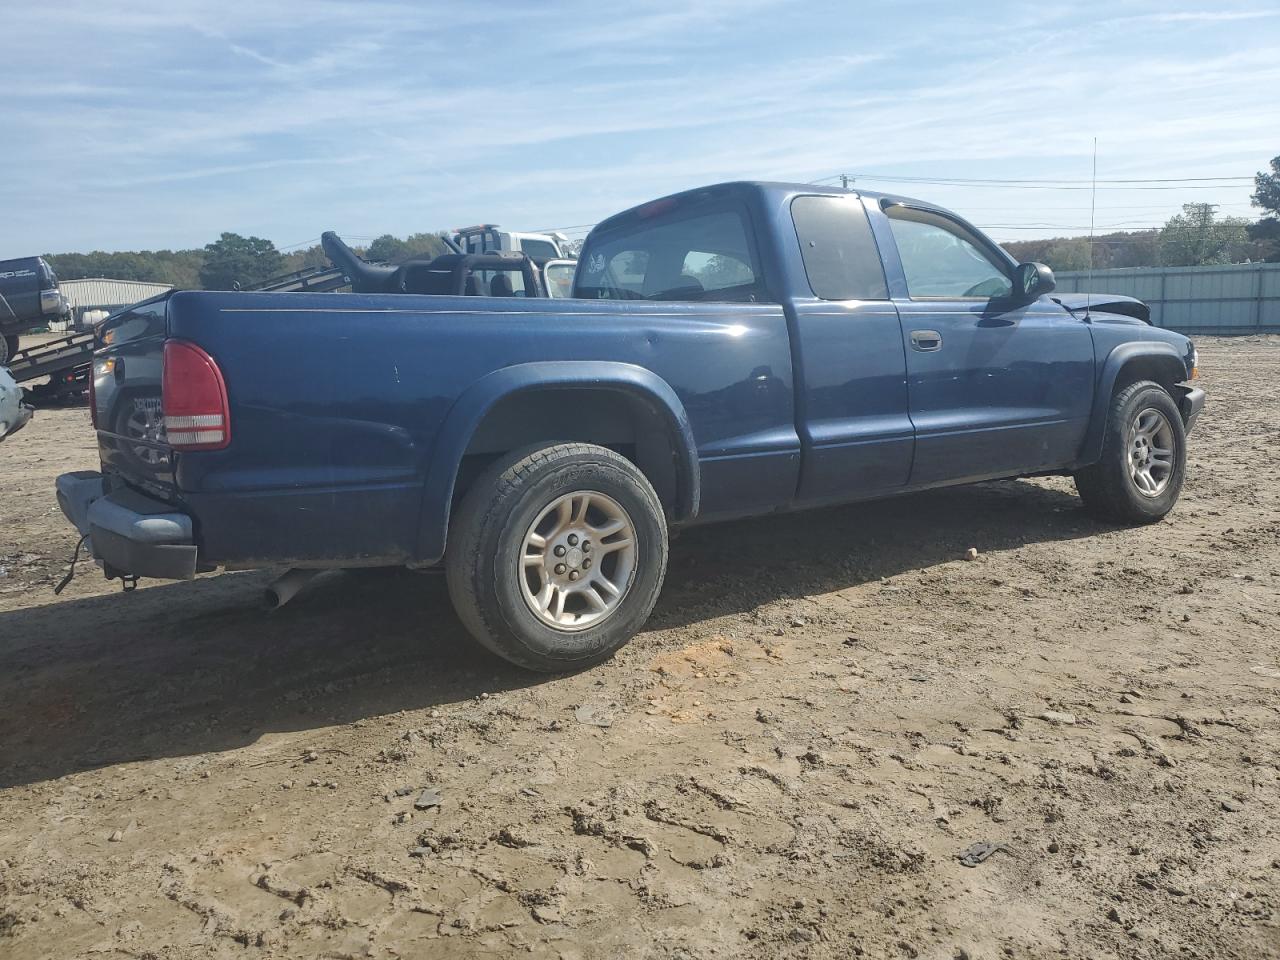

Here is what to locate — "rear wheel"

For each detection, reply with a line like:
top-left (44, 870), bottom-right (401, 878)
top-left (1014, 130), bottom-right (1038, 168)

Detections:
top-left (446, 443), bottom-right (668, 672)
top-left (0, 335), bottom-right (17, 365)
top-left (1075, 380), bottom-right (1186, 523)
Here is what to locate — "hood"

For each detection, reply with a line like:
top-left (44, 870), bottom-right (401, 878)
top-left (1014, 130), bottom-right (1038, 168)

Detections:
top-left (1052, 292), bottom-right (1150, 324)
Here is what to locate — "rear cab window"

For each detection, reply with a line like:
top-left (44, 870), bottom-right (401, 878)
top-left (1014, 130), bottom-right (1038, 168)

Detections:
top-left (98, 298), bottom-right (167, 347)
top-left (575, 194), bottom-right (766, 303)
top-left (790, 196), bottom-right (888, 300)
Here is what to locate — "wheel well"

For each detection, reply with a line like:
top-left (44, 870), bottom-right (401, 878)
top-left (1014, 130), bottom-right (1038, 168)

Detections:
top-left (1113, 355), bottom-right (1185, 394)
top-left (454, 388), bottom-right (682, 516)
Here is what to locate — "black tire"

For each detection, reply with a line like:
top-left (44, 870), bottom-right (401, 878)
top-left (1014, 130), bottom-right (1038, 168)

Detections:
top-left (0, 334), bottom-right (15, 365)
top-left (446, 443), bottom-right (668, 672)
top-left (1074, 380), bottom-right (1187, 523)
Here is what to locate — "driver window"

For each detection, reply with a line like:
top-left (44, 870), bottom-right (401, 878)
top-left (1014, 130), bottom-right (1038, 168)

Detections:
top-left (886, 207), bottom-right (1012, 299)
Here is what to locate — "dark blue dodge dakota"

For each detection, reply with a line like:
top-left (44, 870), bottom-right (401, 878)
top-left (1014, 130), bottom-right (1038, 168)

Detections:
top-left (57, 181), bottom-right (1204, 670)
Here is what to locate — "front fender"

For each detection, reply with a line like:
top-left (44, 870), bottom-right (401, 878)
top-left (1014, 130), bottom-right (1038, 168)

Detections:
top-left (1078, 341), bottom-right (1189, 466)
top-left (414, 361), bottom-right (699, 563)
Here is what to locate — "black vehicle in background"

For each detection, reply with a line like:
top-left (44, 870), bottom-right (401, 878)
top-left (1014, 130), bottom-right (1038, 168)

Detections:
top-left (0, 255), bottom-right (69, 363)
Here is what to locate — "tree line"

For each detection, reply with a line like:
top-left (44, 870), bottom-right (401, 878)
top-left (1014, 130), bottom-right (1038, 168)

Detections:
top-left (43, 156), bottom-right (1280, 287)
top-left (43, 231), bottom-right (452, 291)
top-left (1003, 156), bottom-right (1280, 271)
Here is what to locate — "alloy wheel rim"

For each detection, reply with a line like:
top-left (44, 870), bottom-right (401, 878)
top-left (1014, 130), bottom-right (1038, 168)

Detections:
top-left (518, 490), bottom-right (637, 631)
top-left (125, 402), bottom-right (168, 466)
top-left (1128, 407), bottom-right (1175, 498)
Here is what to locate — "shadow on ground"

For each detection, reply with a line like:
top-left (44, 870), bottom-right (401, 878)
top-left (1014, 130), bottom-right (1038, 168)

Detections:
top-left (0, 479), bottom-right (1100, 787)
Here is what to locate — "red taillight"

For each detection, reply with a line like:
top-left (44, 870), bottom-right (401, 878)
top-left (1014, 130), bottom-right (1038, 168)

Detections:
top-left (162, 340), bottom-right (230, 450)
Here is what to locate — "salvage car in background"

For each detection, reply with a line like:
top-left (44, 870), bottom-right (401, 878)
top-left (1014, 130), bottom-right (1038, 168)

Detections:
top-left (0, 365), bottom-right (33, 442)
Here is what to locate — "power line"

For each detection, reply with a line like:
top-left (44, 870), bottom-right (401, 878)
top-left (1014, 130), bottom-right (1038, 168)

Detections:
top-left (531, 223), bottom-right (597, 234)
top-left (989, 223), bottom-right (1251, 231)
top-left (815, 171), bottom-right (1252, 187)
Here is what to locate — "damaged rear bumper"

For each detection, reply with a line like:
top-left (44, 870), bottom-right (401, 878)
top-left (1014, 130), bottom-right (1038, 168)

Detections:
top-left (55, 472), bottom-right (199, 580)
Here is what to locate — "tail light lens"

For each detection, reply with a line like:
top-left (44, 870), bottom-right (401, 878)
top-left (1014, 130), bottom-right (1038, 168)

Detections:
top-left (162, 340), bottom-right (230, 450)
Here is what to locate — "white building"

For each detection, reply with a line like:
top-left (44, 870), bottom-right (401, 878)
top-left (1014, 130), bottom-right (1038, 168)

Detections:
top-left (59, 278), bottom-right (173, 329)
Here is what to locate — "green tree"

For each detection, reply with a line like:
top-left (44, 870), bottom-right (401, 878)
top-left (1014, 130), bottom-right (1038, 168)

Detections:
top-left (1158, 204), bottom-right (1250, 267)
top-left (366, 234), bottom-right (409, 262)
top-left (280, 244), bottom-right (331, 275)
top-left (45, 249), bottom-right (205, 287)
top-left (1253, 155), bottom-right (1280, 216)
top-left (1041, 239), bottom-right (1092, 272)
top-left (198, 233), bottom-right (284, 289)
top-left (1249, 218), bottom-right (1280, 263)
top-left (367, 232), bottom-right (455, 263)
top-left (404, 232), bottom-right (453, 259)
top-left (1002, 230), bottom-right (1161, 271)
top-left (1251, 155), bottom-right (1280, 261)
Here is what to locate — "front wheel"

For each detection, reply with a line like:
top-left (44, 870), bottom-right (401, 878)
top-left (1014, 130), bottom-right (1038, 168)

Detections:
top-left (446, 443), bottom-right (669, 672)
top-left (1074, 380), bottom-right (1187, 523)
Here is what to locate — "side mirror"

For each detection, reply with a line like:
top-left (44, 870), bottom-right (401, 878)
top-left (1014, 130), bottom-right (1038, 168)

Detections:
top-left (1014, 261), bottom-right (1055, 302)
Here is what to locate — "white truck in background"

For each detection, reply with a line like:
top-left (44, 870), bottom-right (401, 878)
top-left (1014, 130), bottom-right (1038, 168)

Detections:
top-left (453, 225), bottom-right (578, 299)
top-left (453, 224), bottom-right (573, 260)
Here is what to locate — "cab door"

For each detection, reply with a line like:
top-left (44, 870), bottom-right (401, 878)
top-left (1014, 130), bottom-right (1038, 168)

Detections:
top-left (871, 202), bottom-right (1094, 486)
top-left (787, 195), bottom-right (914, 505)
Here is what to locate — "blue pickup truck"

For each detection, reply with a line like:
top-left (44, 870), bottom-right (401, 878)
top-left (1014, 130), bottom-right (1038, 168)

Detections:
top-left (57, 181), bottom-right (1204, 671)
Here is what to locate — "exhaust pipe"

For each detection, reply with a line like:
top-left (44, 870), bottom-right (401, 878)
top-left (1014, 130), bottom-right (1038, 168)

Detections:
top-left (265, 568), bottom-right (320, 609)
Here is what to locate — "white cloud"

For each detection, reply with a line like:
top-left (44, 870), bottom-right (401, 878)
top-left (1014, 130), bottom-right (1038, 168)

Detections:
top-left (1, 0), bottom-right (1277, 255)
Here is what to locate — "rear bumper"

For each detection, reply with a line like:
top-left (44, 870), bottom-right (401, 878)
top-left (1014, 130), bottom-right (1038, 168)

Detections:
top-left (55, 472), bottom-right (199, 580)
top-left (1178, 385), bottom-right (1205, 433)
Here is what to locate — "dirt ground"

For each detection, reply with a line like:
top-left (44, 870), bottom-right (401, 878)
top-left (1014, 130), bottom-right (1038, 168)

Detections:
top-left (1, 336), bottom-right (1277, 960)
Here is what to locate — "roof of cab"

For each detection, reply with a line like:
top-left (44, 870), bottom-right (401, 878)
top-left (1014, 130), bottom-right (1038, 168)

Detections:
top-left (591, 180), bottom-right (929, 235)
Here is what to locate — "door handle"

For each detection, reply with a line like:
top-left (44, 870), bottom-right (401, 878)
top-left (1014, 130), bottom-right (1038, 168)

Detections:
top-left (910, 329), bottom-right (943, 352)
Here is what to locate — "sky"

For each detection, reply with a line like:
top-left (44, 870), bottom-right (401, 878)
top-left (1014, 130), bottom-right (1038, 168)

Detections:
top-left (2, 0), bottom-right (1279, 259)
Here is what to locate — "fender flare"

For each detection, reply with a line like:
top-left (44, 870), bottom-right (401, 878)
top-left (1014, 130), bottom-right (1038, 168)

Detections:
top-left (414, 361), bottom-right (699, 563)
top-left (1078, 342), bottom-right (1188, 465)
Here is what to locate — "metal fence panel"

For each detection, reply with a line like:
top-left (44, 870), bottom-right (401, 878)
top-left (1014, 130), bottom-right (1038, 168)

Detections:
top-left (1053, 262), bottom-right (1280, 335)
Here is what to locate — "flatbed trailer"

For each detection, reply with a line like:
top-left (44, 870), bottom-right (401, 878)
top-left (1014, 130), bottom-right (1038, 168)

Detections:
top-left (7, 332), bottom-right (94, 404)
top-left (243, 264), bottom-right (349, 293)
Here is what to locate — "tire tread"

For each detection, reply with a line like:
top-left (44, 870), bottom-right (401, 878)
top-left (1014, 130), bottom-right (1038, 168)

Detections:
top-left (1075, 380), bottom-right (1185, 524)
top-left (446, 443), bottom-right (667, 671)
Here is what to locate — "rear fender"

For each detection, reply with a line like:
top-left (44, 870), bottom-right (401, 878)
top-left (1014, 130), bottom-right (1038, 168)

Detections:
top-left (414, 361), bottom-right (698, 563)
top-left (1078, 342), bottom-right (1189, 466)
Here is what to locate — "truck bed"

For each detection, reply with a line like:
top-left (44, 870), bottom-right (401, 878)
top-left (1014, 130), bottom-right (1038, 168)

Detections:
top-left (97, 289), bottom-right (799, 568)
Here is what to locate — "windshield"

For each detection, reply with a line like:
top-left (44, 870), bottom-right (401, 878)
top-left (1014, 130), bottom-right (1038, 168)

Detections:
top-left (518, 238), bottom-right (560, 260)
top-left (575, 200), bottom-right (764, 302)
